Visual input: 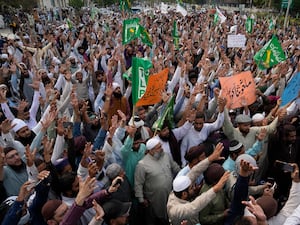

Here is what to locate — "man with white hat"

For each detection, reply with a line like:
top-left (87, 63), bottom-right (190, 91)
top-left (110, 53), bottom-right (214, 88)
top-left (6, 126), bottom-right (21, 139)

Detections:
top-left (134, 136), bottom-right (180, 225)
top-left (167, 143), bottom-right (230, 225)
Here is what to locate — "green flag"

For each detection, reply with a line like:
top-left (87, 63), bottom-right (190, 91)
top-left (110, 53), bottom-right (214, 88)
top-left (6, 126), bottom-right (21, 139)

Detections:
top-left (176, 0), bottom-right (183, 6)
top-left (246, 18), bottom-right (253, 33)
top-left (138, 25), bottom-right (153, 47)
top-left (122, 18), bottom-right (141, 45)
top-left (131, 57), bottom-right (153, 105)
top-left (269, 19), bottom-right (275, 30)
top-left (66, 18), bottom-right (73, 30)
top-left (152, 95), bottom-right (175, 131)
top-left (254, 35), bottom-right (287, 70)
top-left (91, 7), bottom-right (97, 20)
top-left (214, 13), bottom-right (219, 25)
top-left (172, 21), bottom-right (179, 50)
top-left (122, 67), bottom-right (132, 81)
top-left (120, 0), bottom-right (131, 11)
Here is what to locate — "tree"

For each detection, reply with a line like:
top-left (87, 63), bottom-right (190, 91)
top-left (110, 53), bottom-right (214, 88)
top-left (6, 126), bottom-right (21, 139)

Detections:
top-left (69, 0), bottom-right (84, 10)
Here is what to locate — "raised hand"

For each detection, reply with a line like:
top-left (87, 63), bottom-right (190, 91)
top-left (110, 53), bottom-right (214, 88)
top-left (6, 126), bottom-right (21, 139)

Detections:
top-left (92, 199), bottom-right (105, 221)
top-left (213, 171), bottom-right (230, 192)
top-left (208, 143), bottom-right (224, 162)
top-left (257, 128), bottom-right (267, 141)
top-left (25, 145), bottom-right (37, 167)
top-left (42, 138), bottom-right (54, 163)
top-left (75, 176), bottom-right (97, 206)
top-left (0, 119), bottom-right (16, 134)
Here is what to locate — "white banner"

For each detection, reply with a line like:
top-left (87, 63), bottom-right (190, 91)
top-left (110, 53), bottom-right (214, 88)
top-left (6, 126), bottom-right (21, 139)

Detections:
top-left (227, 34), bottom-right (247, 48)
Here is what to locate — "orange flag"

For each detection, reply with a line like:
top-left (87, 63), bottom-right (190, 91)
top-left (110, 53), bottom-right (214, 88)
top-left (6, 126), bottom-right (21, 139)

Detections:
top-left (136, 68), bottom-right (169, 107)
top-left (219, 71), bottom-right (256, 109)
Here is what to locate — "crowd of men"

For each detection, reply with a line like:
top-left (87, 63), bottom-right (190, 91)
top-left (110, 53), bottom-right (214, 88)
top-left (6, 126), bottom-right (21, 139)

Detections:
top-left (0, 4), bottom-right (299, 225)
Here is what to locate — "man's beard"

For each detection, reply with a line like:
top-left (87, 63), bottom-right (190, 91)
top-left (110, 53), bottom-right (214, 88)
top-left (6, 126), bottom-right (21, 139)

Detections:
top-left (113, 92), bottom-right (122, 99)
top-left (22, 72), bottom-right (30, 78)
top-left (18, 132), bottom-right (35, 146)
top-left (10, 161), bottom-right (25, 172)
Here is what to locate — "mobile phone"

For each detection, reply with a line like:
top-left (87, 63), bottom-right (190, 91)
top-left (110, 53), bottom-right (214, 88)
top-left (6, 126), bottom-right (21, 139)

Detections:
top-left (113, 178), bottom-right (123, 187)
top-left (275, 160), bottom-right (294, 172)
top-left (63, 122), bottom-right (73, 128)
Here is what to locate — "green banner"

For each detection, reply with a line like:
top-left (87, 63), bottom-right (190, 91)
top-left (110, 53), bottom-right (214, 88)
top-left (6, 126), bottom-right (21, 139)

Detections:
top-left (246, 18), bottom-right (253, 33)
top-left (254, 35), bottom-right (287, 70)
top-left (139, 25), bottom-right (153, 47)
top-left (122, 18), bottom-right (141, 45)
top-left (120, 0), bottom-right (131, 11)
top-left (131, 57), bottom-right (153, 105)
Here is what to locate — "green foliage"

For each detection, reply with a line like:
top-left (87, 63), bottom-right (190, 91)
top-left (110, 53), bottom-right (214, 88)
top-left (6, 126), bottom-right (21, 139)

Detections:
top-left (69, 0), bottom-right (84, 10)
top-left (0, 0), bottom-right (37, 10)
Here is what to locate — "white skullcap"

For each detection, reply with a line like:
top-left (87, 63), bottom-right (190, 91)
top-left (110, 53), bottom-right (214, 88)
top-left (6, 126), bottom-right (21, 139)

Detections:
top-left (112, 82), bottom-right (120, 91)
top-left (235, 154), bottom-right (257, 174)
top-left (12, 118), bottom-right (27, 133)
top-left (254, 77), bottom-right (261, 84)
top-left (7, 34), bottom-right (16, 40)
top-left (252, 113), bottom-right (265, 123)
top-left (128, 116), bottom-right (144, 128)
top-left (173, 176), bottom-right (191, 192)
top-left (0, 54), bottom-right (8, 59)
top-left (146, 137), bottom-right (160, 150)
top-left (52, 57), bottom-right (61, 65)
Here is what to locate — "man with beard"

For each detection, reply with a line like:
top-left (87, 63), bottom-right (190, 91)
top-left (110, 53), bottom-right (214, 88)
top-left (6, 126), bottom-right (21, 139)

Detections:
top-left (103, 82), bottom-right (131, 123)
top-left (180, 98), bottom-right (226, 166)
top-left (222, 109), bottom-right (279, 151)
top-left (268, 124), bottom-right (300, 199)
top-left (167, 143), bottom-right (230, 225)
top-left (74, 70), bottom-right (91, 101)
top-left (0, 147), bottom-right (28, 196)
top-left (11, 118), bottom-right (36, 147)
top-left (120, 126), bottom-right (146, 187)
top-left (156, 111), bottom-right (195, 167)
top-left (134, 137), bottom-right (180, 225)
top-left (18, 63), bottom-right (33, 105)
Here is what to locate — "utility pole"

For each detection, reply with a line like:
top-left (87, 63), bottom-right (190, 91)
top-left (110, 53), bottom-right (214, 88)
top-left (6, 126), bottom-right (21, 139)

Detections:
top-left (283, 0), bottom-right (292, 30)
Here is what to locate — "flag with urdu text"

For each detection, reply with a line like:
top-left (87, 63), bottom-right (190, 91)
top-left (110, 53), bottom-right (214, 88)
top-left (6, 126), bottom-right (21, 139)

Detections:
top-left (139, 25), bottom-right (153, 47)
top-left (254, 35), bottom-right (287, 70)
top-left (246, 18), bottom-right (253, 33)
top-left (172, 21), bottom-right (180, 50)
top-left (135, 68), bottom-right (169, 107)
top-left (122, 18), bottom-right (141, 45)
top-left (152, 95), bottom-right (175, 131)
top-left (120, 0), bottom-right (131, 11)
top-left (131, 57), bottom-right (153, 105)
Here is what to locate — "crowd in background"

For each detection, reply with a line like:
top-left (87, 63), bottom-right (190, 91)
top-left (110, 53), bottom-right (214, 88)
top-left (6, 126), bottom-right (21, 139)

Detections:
top-left (0, 4), bottom-right (299, 225)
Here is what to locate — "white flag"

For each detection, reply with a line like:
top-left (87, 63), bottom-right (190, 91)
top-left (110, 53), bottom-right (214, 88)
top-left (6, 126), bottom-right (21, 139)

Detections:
top-left (216, 7), bottom-right (226, 23)
top-left (161, 2), bottom-right (168, 14)
top-left (176, 4), bottom-right (187, 17)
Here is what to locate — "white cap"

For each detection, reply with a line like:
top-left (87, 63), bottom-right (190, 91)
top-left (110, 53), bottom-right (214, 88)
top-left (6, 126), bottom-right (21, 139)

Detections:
top-left (146, 137), bottom-right (160, 150)
top-left (112, 82), bottom-right (120, 91)
top-left (252, 113), bottom-right (265, 123)
top-left (0, 54), bottom-right (8, 59)
top-left (173, 176), bottom-right (191, 192)
top-left (12, 118), bottom-right (27, 133)
top-left (235, 154), bottom-right (257, 174)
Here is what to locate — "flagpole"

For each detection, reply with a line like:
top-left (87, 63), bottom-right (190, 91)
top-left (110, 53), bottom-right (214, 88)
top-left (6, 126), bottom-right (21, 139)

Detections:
top-left (132, 105), bottom-right (136, 127)
top-left (284, 0), bottom-right (292, 30)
